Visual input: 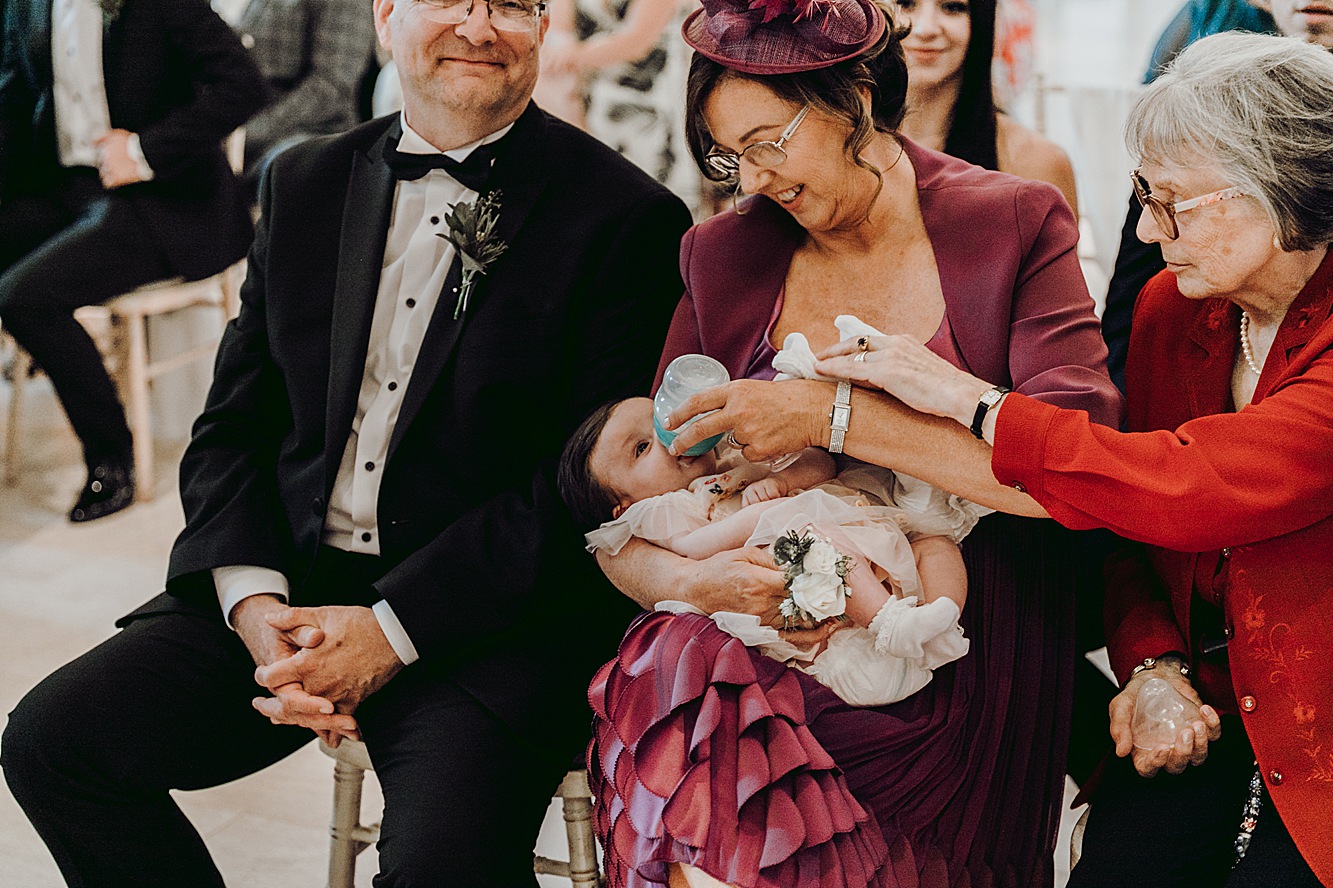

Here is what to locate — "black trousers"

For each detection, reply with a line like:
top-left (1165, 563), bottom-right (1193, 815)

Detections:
top-left (1068, 715), bottom-right (1323, 888)
top-left (0, 169), bottom-right (172, 465)
top-left (2, 548), bottom-right (574, 887)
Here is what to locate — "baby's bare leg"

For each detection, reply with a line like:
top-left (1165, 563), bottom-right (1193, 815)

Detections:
top-left (910, 535), bottom-right (968, 612)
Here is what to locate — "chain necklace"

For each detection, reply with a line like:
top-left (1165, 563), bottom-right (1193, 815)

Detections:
top-left (1239, 311), bottom-right (1263, 377)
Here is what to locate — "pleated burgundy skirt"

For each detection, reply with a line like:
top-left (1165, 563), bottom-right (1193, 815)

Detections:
top-left (589, 514), bottom-right (1079, 888)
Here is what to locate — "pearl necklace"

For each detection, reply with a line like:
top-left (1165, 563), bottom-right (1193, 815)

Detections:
top-left (1239, 311), bottom-right (1263, 377)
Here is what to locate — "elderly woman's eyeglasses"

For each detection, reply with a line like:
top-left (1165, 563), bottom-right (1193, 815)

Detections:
top-left (704, 105), bottom-right (811, 182)
top-left (413, 0), bottom-right (546, 32)
top-left (1131, 169), bottom-right (1248, 241)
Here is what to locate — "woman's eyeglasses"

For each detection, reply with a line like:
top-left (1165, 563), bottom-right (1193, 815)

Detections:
top-left (1130, 169), bottom-right (1248, 241)
top-left (413, 0), bottom-right (546, 32)
top-left (704, 105), bottom-right (811, 182)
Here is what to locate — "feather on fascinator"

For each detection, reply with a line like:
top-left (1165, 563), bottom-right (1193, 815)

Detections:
top-left (682, 0), bottom-right (887, 74)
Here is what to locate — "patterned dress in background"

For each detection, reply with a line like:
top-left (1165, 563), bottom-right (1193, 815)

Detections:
top-left (576, 0), bottom-right (700, 213)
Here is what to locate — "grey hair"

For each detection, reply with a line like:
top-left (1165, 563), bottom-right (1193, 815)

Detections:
top-left (1125, 31), bottom-right (1333, 251)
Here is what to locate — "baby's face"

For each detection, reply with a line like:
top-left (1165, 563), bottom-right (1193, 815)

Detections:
top-left (589, 398), bottom-right (718, 513)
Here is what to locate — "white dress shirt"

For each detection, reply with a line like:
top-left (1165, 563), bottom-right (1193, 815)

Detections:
top-left (51, 0), bottom-right (153, 177)
top-left (214, 114), bottom-right (513, 666)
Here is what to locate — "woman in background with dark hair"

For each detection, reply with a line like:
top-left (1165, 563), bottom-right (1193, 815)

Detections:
top-left (895, 0), bottom-right (1078, 213)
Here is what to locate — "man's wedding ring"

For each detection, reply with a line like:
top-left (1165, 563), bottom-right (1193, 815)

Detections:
top-left (853, 351), bottom-right (868, 363)
top-left (856, 336), bottom-right (870, 352)
top-left (726, 431), bottom-right (743, 449)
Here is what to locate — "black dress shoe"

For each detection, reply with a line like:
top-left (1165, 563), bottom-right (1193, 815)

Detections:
top-left (69, 461), bottom-right (135, 522)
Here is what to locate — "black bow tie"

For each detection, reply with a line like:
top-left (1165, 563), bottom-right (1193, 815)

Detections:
top-left (384, 140), bottom-right (498, 192)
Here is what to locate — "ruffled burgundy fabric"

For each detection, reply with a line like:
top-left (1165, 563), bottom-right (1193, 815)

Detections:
top-left (589, 610), bottom-right (893, 888)
top-left (590, 513), bottom-right (1075, 888)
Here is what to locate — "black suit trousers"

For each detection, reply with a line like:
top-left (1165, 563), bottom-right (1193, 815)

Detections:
top-left (0, 169), bottom-right (172, 464)
top-left (2, 547), bottom-right (577, 888)
top-left (1067, 716), bottom-right (1321, 888)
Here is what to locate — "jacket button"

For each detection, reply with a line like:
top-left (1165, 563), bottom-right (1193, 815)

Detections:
top-left (1012, 481), bottom-right (1027, 493)
top-left (1269, 770), bottom-right (1283, 786)
top-left (311, 496), bottom-right (325, 516)
top-left (1240, 695), bottom-right (1257, 712)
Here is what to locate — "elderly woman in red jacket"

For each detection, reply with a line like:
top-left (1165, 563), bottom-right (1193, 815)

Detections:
top-left (757, 31), bottom-right (1330, 888)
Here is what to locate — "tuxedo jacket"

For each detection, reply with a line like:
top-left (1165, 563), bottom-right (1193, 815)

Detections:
top-left (132, 107), bottom-right (691, 742)
top-left (0, 0), bottom-right (266, 279)
top-left (992, 253), bottom-right (1333, 881)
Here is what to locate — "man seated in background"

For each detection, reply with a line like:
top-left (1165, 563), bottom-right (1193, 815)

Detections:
top-left (0, 0), bottom-right (266, 521)
top-left (218, 0), bottom-right (380, 190)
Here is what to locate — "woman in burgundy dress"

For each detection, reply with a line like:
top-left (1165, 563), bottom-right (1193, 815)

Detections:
top-left (585, 0), bottom-right (1122, 885)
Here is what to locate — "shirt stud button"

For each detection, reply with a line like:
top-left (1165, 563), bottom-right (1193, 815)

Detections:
top-left (430, 216), bottom-right (440, 224)
top-left (387, 381), bottom-right (397, 391)
top-left (406, 298), bottom-right (416, 308)
top-left (1012, 481), bottom-right (1027, 493)
top-left (365, 461), bottom-right (376, 471)
top-left (361, 532), bottom-right (372, 543)
top-left (1269, 770), bottom-right (1283, 786)
top-left (1241, 695), bottom-right (1256, 712)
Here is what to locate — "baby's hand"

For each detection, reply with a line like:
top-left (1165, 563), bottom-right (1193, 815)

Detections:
top-left (741, 477), bottom-right (786, 506)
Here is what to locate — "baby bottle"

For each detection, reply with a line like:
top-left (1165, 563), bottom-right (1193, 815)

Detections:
top-left (1131, 677), bottom-right (1203, 750)
top-left (654, 354), bottom-right (729, 456)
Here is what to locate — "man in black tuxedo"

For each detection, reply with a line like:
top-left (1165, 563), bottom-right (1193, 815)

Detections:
top-left (1, 0), bottom-right (690, 884)
top-left (0, 0), bottom-right (266, 520)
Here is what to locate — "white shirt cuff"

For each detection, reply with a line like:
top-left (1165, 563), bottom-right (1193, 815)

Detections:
top-left (126, 132), bottom-right (155, 181)
top-left (213, 565), bottom-right (290, 628)
top-left (373, 599), bottom-right (420, 666)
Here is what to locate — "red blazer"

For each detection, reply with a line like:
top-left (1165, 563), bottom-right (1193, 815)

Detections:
top-left (992, 251), bottom-right (1333, 882)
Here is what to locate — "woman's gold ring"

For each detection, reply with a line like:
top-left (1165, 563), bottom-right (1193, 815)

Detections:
top-left (726, 431), bottom-right (743, 449)
top-left (856, 336), bottom-right (870, 352)
top-left (853, 351), bottom-right (868, 363)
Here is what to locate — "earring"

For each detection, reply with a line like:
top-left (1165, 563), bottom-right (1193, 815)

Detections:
top-left (731, 180), bottom-right (749, 216)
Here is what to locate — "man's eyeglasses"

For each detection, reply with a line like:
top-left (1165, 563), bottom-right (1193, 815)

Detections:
top-left (1130, 169), bottom-right (1248, 241)
top-left (413, 0), bottom-right (546, 32)
top-left (704, 104), bottom-right (811, 182)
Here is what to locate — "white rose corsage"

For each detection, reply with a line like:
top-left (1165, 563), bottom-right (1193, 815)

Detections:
top-left (772, 530), bottom-right (853, 628)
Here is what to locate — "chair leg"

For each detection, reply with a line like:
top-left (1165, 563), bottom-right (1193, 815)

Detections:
top-left (328, 757), bottom-right (367, 888)
top-left (560, 771), bottom-right (601, 888)
top-left (4, 346), bottom-right (31, 483)
top-left (120, 313), bottom-right (155, 502)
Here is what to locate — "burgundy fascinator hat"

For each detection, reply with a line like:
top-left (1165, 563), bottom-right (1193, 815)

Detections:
top-left (682, 0), bottom-right (887, 74)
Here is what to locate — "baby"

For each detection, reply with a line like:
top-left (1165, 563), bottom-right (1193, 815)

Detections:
top-left (559, 395), bottom-right (980, 706)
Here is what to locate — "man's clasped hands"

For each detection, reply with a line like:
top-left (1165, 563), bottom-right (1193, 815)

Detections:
top-left (230, 595), bottom-right (405, 747)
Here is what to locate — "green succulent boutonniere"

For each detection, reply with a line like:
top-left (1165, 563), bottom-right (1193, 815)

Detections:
top-left (100, 0), bottom-right (125, 21)
top-left (436, 190), bottom-right (508, 320)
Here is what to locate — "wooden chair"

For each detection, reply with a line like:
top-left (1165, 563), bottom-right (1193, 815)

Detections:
top-left (1, 131), bottom-right (245, 500)
top-left (318, 739), bottom-right (602, 888)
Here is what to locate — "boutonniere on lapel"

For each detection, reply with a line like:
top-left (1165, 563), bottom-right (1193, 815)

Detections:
top-left (436, 190), bottom-right (508, 320)
top-left (99, 0), bottom-right (125, 22)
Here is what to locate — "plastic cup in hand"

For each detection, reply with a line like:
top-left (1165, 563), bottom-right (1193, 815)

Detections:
top-left (654, 354), bottom-right (729, 456)
top-left (1132, 677), bottom-right (1202, 750)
